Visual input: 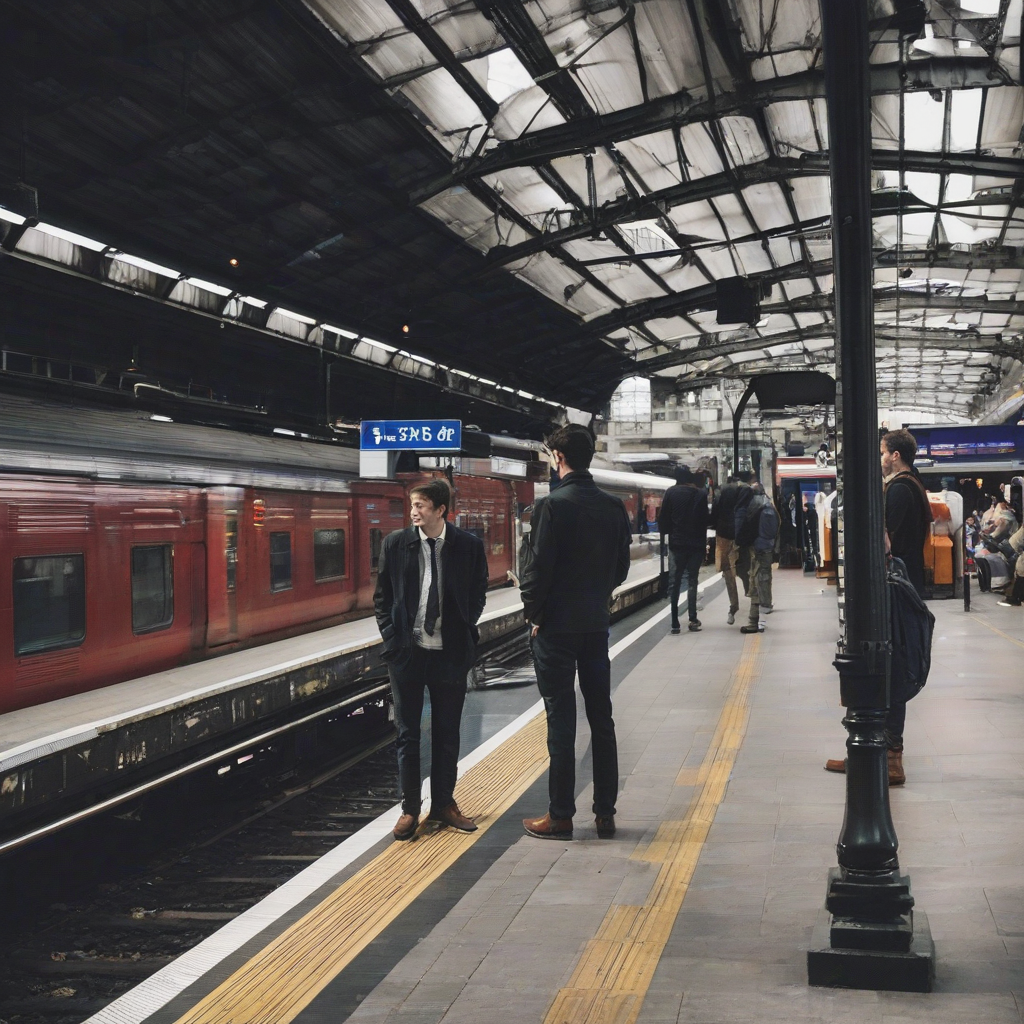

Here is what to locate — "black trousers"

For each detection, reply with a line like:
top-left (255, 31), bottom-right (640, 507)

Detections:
top-left (668, 546), bottom-right (704, 626)
top-left (387, 646), bottom-right (467, 815)
top-left (531, 630), bottom-right (618, 820)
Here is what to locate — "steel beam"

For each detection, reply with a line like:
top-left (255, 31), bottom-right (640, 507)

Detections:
top-left (410, 58), bottom-right (1012, 202)
top-left (637, 324), bottom-right (1019, 373)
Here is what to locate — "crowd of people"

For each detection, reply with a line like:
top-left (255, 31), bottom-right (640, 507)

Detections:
top-left (370, 423), bottom-right (1018, 844)
top-left (657, 467), bottom-right (781, 636)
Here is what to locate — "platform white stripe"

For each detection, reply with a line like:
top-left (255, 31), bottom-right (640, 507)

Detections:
top-left (83, 572), bottom-right (721, 1024)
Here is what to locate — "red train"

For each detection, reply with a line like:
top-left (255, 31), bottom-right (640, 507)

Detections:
top-left (0, 470), bottom-right (528, 713)
top-left (0, 395), bottom-right (674, 715)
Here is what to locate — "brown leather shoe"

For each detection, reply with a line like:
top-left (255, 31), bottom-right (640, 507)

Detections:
top-left (427, 802), bottom-right (478, 833)
top-left (824, 758), bottom-right (846, 773)
top-left (888, 748), bottom-right (906, 786)
top-left (393, 812), bottom-right (418, 841)
top-left (595, 815), bottom-right (616, 838)
top-left (523, 813), bottom-right (573, 840)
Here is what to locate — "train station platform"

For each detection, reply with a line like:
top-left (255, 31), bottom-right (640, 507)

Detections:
top-left (84, 571), bottom-right (1024, 1024)
top-left (0, 553), bottom-right (671, 847)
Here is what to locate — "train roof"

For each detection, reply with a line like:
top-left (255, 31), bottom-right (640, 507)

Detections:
top-left (0, 393), bottom-right (359, 493)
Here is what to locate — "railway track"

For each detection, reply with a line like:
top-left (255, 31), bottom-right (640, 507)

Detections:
top-left (0, 645), bottom-right (541, 1024)
top-left (0, 718), bottom-right (399, 1024)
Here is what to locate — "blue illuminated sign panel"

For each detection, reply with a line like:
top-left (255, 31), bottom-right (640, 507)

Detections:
top-left (360, 419), bottom-right (462, 451)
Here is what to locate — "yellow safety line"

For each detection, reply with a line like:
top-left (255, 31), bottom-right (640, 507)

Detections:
top-left (971, 613), bottom-right (1024, 650)
top-left (172, 714), bottom-right (550, 1024)
top-left (545, 636), bottom-right (764, 1024)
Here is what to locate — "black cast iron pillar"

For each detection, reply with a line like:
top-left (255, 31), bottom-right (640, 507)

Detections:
top-left (808, 0), bottom-right (933, 991)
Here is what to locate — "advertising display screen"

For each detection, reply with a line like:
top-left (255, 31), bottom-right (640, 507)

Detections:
top-left (912, 425), bottom-right (1023, 461)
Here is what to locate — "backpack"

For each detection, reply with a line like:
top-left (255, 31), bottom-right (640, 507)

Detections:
top-left (736, 499), bottom-right (763, 547)
top-left (888, 557), bottom-right (935, 703)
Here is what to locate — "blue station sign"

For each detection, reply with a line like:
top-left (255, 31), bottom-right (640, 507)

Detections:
top-left (360, 419), bottom-right (462, 451)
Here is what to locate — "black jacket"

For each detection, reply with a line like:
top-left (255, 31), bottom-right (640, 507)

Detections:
top-left (373, 523), bottom-right (488, 672)
top-left (521, 471), bottom-right (632, 633)
top-left (658, 483), bottom-right (710, 550)
top-left (885, 472), bottom-right (931, 596)
top-left (711, 482), bottom-right (748, 540)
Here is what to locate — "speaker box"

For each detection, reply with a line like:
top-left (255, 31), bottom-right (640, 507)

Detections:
top-left (716, 277), bottom-right (759, 325)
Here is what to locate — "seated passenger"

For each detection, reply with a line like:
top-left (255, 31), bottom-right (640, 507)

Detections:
top-left (998, 524), bottom-right (1024, 608)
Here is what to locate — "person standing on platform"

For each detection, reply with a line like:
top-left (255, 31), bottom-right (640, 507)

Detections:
top-left (658, 466), bottom-right (710, 634)
top-left (711, 472), bottom-right (751, 624)
top-left (374, 479), bottom-right (489, 841)
top-left (826, 427), bottom-right (931, 785)
top-left (520, 424), bottom-right (632, 841)
top-left (737, 483), bottom-right (779, 633)
top-left (997, 523), bottom-right (1024, 607)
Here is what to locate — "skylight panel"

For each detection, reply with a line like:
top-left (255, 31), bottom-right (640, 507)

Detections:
top-left (111, 252), bottom-right (181, 278)
top-left (902, 92), bottom-right (946, 152)
top-left (475, 47), bottom-right (535, 104)
top-left (950, 89), bottom-right (985, 152)
top-left (185, 277), bottom-right (232, 296)
top-left (36, 223), bottom-right (107, 251)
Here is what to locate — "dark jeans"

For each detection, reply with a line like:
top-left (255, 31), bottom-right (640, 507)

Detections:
top-left (669, 546), bottom-right (704, 627)
top-left (886, 700), bottom-right (906, 751)
top-left (531, 630), bottom-right (618, 820)
top-left (387, 646), bottom-right (467, 815)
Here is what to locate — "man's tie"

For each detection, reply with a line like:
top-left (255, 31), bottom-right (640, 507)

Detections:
top-left (424, 537), bottom-right (440, 636)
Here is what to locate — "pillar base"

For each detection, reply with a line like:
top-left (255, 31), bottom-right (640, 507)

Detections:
top-left (807, 905), bottom-right (934, 992)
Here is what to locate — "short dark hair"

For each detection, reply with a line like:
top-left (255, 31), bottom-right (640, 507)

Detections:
top-left (882, 428), bottom-right (917, 466)
top-left (547, 424), bottom-right (595, 471)
top-left (674, 465), bottom-right (694, 484)
top-left (735, 470), bottom-right (753, 484)
top-left (410, 478), bottom-right (451, 518)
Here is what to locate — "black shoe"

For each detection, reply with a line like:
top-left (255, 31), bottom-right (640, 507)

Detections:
top-left (739, 623), bottom-right (763, 634)
top-left (670, 624), bottom-right (681, 635)
top-left (595, 815), bottom-right (616, 838)
top-left (688, 620), bottom-right (702, 632)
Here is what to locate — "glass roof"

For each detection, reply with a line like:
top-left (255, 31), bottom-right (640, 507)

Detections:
top-left (305, 0), bottom-right (1024, 418)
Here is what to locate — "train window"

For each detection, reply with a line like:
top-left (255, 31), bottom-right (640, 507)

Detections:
top-left (369, 528), bottom-right (384, 573)
top-left (131, 545), bottom-right (174, 634)
top-left (313, 528), bottom-right (346, 582)
top-left (225, 515), bottom-right (238, 592)
top-left (13, 555), bottom-right (86, 656)
top-left (270, 532), bottom-right (292, 592)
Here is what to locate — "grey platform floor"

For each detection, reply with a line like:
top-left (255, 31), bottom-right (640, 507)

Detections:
top-left (317, 571), bottom-right (1024, 1024)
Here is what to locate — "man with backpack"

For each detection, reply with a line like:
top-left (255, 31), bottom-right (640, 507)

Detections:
top-left (735, 483), bottom-right (779, 634)
top-left (826, 428), bottom-right (933, 785)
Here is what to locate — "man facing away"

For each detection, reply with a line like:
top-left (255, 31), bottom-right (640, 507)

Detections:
top-left (658, 466), bottom-right (710, 634)
top-left (826, 428), bottom-right (931, 786)
top-left (520, 424), bottom-right (632, 840)
top-left (711, 471), bottom-right (752, 624)
top-left (736, 483), bottom-right (779, 634)
top-left (374, 479), bottom-right (489, 841)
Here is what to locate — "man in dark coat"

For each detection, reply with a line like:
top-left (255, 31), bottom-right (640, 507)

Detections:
top-left (374, 478), bottom-right (489, 841)
top-left (520, 424), bottom-right (632, 841)
top-left (826, 428), bottom-right (931, 786)
top-left (658, 466), bottom-right (710, 634)
top-left (711, 472), bottom-right (751, 623)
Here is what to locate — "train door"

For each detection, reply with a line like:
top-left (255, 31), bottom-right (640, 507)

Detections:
top-left (205, 487), bottom-right (243, 647)
top-left (350, 482), bottom-right (407, 609)
top-left (190, 542), bottom-right (207, 651)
